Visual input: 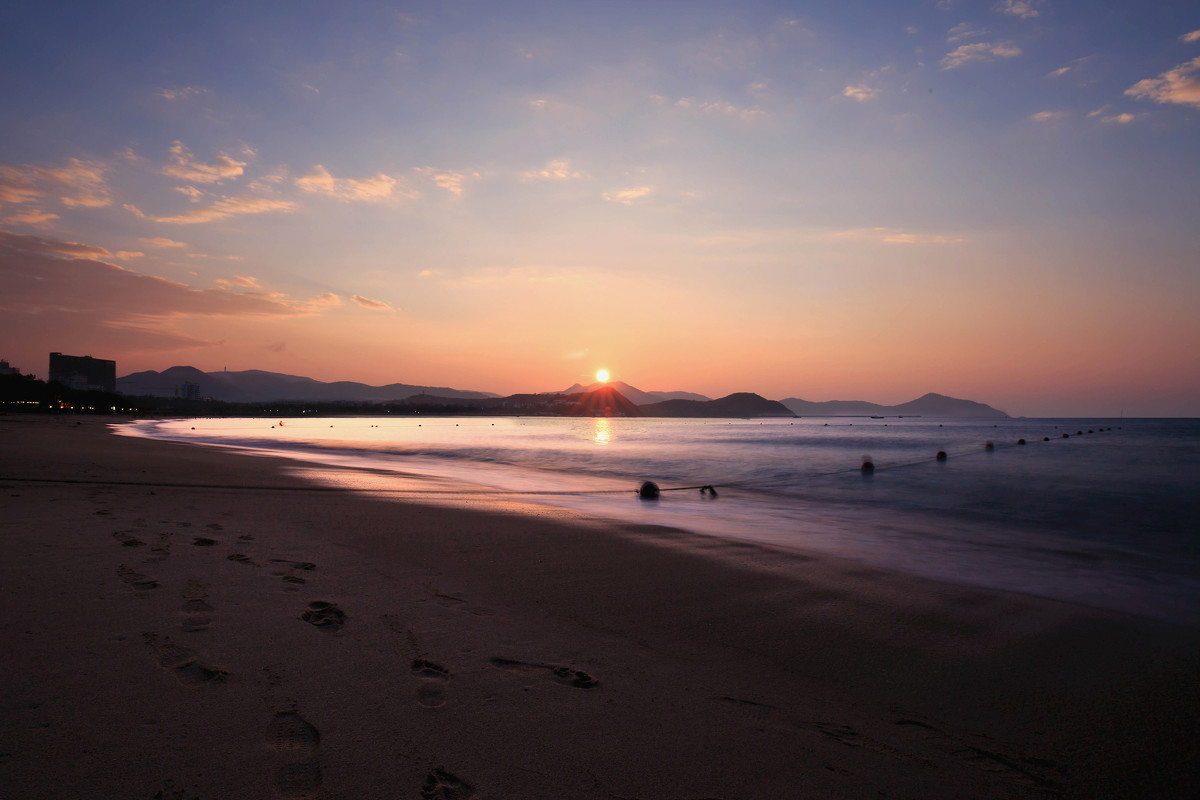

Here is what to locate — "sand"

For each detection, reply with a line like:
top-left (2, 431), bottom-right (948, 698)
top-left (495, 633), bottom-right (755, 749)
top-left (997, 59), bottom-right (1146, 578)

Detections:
top-left (1, 414), bottom-right (1197, 799)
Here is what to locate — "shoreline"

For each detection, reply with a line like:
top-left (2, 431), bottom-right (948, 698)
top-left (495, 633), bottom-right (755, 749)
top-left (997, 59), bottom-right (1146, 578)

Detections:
top-left (2, 414), bottom-right (1198, 798)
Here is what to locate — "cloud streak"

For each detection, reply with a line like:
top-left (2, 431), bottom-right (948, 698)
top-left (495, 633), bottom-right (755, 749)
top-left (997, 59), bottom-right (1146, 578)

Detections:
top-left (350, 294), bottom-right (393, 311)
top-left (125, 196), bottom-right (297, 224)
top-left (995, 1), bottom-right (1039, 19)
top-left (941, 41), bottom-right (1021, 69)
top-left (602, 186), bottom-right (653, 204)
top-left (296, 165), bottom-right (410, 202)
top-left (522, 159), bottom-right (584, 181)
top-left (1126, 56), bottom-right (1200, 109)
top-left (0, 158), bottom-right (111, 208)
top-left (161, 142), bottom-right (247, 184)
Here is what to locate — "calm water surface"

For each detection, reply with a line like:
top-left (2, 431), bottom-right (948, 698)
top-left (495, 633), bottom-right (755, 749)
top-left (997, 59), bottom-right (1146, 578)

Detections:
top-left (118, 416), bottom-right (1200, 625)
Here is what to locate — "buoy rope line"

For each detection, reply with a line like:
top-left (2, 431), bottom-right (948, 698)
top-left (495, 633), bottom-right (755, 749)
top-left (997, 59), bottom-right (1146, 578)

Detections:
top-left (0, 427), bottom-right (1112, 499)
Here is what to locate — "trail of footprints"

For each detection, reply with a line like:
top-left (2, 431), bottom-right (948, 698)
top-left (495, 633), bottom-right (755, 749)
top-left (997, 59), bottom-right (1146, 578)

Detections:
top-left (112, 515), bottom-right (606, 798)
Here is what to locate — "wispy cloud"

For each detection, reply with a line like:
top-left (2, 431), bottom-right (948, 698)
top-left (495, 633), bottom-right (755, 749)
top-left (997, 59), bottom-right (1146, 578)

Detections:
top-left (995, 1), bottom-right (1039, 19)
top-left (174, 185), bottom-right (205, 201)
top-left (215, 276), bottom-right (262, 289)
top-left (1, 209), bottom-right (60, 227)
top-left (672, 97), bottom-right (766, 120)
top-left (125, 195), bottom-right (297, 224)
top-left (161, 142), bottom-right (247, 184)
top-left (0, 158), bottom-right (110, 208)
top-left (946, 23), bottom-right (987, 43)
top-left (186, 253), bottom-right (244, 261)
top-left (295, 165), bottom-right (409, 201)
top-left (1100, 112), bottom-right (1138, 124)
top-left (157, 86), bottom-right (208, 101)
top-left (522, 159), bottom-right (585, 181)
top-left (1030, 110), bottom-right (1068, 122)
top-left (829, 227), bottom-right (966, 245)
top-left (843, 84), bottom-right (880, 102)
top-left (140, 237), bottom-right (188, 248)
top-left (1126, 56), bottom-right (1200, 109)
top-left (602, 186), bottom-right (653, 204)
top-left (941, 41), bottom-right (1021, 69)
top-left (1183, 30), bottom-right (1200, 44)
top-left (114, 251), bottom-right (144, 260)
top-left (415, 167), bottom-right (475, 197)
top-left (350, 294), bottom-right (393, 311)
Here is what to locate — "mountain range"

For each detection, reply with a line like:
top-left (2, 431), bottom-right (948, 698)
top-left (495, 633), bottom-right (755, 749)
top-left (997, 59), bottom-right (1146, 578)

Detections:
top-left (116, 366), bottom-right (496, 404)
top-left (780, 393), bottom-right (1008, 418)
top-left (116, 366), bottom-right (1008, 418)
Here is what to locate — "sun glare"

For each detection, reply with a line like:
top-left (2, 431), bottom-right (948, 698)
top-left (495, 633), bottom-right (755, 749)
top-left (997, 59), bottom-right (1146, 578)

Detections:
top-left (595, 369), bottom-right (610, 383)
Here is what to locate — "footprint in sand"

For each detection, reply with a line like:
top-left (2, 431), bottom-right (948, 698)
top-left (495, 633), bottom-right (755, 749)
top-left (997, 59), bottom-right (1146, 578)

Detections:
top-left (420, 767), bottom-right (476, 800)
top-left (192, 537), bottom-right (217, 547)
top-left (412, 659), bottom-right (450, 708)
top-left (300, 601), bottom-right (346, 631)
top-left (113, 531), bottom-right (147, 548)
top-left (142, 633), bottom-right (228, 686)
top-left (180, 578), bottom-right (214, 633)
top-left (489, 657), bottom-right (599, 689)
top-left (117, 564), bottom-right (159, 591)
top-left (226, 552), bottom-right (257, 565)
top-left (267, 710), bottom-right (322, 798)
top-left (270, 560), bottom-right (316, 592)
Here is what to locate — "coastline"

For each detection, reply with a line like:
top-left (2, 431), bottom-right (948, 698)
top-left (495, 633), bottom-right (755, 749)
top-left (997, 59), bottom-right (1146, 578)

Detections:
top-left (2, 414), bottom-right (1197, 798)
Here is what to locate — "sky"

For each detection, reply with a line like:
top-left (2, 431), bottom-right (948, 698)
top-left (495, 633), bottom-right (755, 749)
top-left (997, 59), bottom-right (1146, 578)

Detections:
top-left (1, 0), bottom-right (1198, 417)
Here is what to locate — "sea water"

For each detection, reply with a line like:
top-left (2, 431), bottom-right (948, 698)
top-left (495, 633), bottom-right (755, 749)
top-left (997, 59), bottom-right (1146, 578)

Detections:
top-left (117, 416), bottom-right (1200, 625)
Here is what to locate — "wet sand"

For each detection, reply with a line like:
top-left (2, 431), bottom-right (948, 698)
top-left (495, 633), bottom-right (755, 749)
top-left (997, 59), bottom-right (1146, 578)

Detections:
top-left (2, 414), bottom-right (1197, 798)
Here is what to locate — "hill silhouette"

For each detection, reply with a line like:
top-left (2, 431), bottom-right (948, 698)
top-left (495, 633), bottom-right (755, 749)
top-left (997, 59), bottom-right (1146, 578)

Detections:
top-left (640, 392), bottom-right (795, 418)
top-left (558, 381), bottom-right (710, 406)
top-left (117, 366), bottom-right (495, 403)
top-left (781, 392), bottom-right (1007, 418)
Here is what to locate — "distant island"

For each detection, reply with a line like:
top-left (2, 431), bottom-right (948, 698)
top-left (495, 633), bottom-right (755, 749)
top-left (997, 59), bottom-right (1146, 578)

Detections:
top-left (103, 367), bottom-right (1008, 419)
top-left (781, 393), bottom-right (1008, 419)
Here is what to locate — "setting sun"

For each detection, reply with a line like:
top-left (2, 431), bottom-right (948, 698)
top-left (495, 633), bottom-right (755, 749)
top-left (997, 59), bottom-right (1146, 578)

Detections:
top-left (595, 369), bottom-right (610, 383)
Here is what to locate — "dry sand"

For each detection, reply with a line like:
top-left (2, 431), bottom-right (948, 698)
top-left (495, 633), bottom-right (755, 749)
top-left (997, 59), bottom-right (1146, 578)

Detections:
top-left (1, 414), bottom-right (1197, 799)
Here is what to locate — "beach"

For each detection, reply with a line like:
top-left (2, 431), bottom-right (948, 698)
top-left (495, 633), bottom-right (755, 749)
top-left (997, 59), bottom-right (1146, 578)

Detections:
top-left (2, 415), bottom-right (1197, 798)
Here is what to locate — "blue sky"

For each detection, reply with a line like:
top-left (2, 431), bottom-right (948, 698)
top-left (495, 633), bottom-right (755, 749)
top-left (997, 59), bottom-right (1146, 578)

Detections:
top-left (2, 1), bottom-right (1198, 415)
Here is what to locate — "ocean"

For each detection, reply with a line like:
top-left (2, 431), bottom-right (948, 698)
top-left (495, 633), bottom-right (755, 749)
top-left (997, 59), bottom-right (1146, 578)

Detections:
top-left (117, 416), bottom-right (1200, 625)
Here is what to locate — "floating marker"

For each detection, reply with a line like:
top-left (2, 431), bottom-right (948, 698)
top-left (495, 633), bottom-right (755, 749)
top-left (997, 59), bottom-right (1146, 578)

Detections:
top-left (1017, 438), bottom-right (1026, 445)
top-left (1063, 433), bottom-right (1070, 438)
top-left (1043, 437), bottom-right (1050, 441)
top-left (936, 451), bottom-right (948, 462)
top-left (861, 461), bottom-right (875, 475)
top-left (985, 441), bottom-right (995, 451)
top-left (638, 481), bottom-right (660, 500)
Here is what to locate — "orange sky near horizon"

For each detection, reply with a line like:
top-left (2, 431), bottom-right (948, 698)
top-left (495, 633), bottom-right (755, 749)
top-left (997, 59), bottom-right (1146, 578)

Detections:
top-left (2, 2), bottom-right (1198, 417)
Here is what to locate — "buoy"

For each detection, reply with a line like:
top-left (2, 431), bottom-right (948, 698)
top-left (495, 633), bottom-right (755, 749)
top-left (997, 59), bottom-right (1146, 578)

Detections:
top-left (985, 441), bottom-right (995, 451)
top-left (1062, 433), bottom-right (1069, 438)
top-left (639, 481), bottom-right (660, 500)
top-left (936, 451), bottom-right (947, 462)
top-left (1017, 438), bottom-right (1026, 445)
top-left (1043, 437), bottom-right (1049, 441)
top-left (1076, 431), bottom-right (1083, 435)
top-left (861, 461), bottom-right (875, 475)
